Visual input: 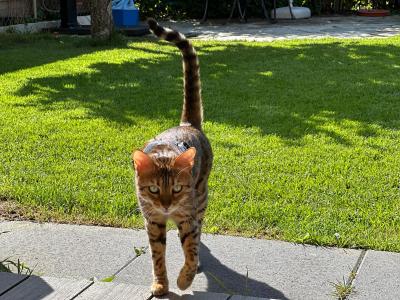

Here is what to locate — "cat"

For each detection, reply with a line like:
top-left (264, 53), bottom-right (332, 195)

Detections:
top-left (132, 18), bottom-right (213, 296)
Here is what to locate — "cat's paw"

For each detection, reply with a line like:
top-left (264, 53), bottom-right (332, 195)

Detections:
top-left (151, 282), bottom-right (169, 296)
top-left (177, 267), bottom-right (196, 290)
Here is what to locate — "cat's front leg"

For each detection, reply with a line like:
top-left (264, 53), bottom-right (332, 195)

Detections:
top-left (146, 219), bottom-right (168, 296)
top-left (176, 218), bottom-right (200, 290)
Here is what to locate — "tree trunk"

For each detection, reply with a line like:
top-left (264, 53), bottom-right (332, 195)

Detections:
top-left (90, 0), bottom-right (113, 40)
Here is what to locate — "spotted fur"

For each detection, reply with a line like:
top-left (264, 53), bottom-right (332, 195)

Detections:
top-left (132, 19), bottom-right (213, 296)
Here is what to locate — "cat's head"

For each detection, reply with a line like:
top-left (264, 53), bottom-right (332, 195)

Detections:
top-left (132, 147), bottom-right (196, 216)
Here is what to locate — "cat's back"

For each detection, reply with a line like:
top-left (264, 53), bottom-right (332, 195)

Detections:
top-left (153, 126), bottom-right (213, 175)
top-left (156, 126), bottom-right (212, 156)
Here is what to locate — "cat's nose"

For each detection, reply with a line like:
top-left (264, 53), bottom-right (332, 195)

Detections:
top-left (160, 196), bottom-right (171, 210)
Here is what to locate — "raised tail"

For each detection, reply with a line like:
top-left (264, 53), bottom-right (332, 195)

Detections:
top-left (147, 18), bottom-right (203, 130)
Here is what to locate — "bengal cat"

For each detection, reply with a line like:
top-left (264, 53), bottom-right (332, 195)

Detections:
top-left (132, 19), bottom-right (213, 296)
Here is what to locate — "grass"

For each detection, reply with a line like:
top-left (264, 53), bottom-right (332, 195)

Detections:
top-left (0, 257), bottom-right (34, 275)
top-left (331, 276), bottom-right (355, 300)
top-left (1, 33), bottom-right (400, 252)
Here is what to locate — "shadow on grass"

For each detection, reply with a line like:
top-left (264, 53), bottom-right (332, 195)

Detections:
top-left (0, 34), bottom-right (131, 75)
top-left (13, 40), bottom-right (400, 144)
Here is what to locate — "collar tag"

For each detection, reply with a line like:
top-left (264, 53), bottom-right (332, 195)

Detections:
top-left (177, 142), bottom-right (190, 152)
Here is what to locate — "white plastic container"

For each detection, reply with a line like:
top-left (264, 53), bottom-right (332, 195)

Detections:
top-left (272, 0), bottom-right (311, 19)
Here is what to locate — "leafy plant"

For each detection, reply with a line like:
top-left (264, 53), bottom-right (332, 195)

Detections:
top-left (0, 258), bottom-right (34, 275)
top-left (135, 0), bottom-right (399, 19)
top-left (331, 276), bottom-right (354, 300)
top-left (100, 275), bottom-right (116, 282)
top-left (134, 246), bottom-right (146, 257)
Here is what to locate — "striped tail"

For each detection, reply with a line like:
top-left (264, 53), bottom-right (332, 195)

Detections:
top-left (147, 18), bottom-right (203, 130)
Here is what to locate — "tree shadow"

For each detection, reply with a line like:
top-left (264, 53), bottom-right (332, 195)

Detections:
top-left (0, 35), bottom-right (131, 75)
top-left (198, 242), bottom-right (288, 299)
top-left (12, 40), bottom-right (400, 145)
top-left (14, 59), bottom-right (182, 125)
top-left (197, 41), bottom-right (400, 145)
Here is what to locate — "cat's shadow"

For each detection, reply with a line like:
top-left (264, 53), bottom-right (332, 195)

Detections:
top-left (197, 242), bottom-right (288, 299)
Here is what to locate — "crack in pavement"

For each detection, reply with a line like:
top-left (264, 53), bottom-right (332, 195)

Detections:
top-left (348, 250), bottom-right (367, 286)
top-left (112, 246), bottom-right (149, 278)
top-left (341, 250), bottom-right (367, 300)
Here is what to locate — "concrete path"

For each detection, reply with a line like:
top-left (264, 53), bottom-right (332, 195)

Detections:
top-left (0, 272), bottom-right (234, 300)
top-left (159, 16), bottom-right (400, 41)
top-left (1, 221), bottom-right (399, 299)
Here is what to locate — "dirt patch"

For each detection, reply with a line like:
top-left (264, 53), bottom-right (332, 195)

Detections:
top-left (0, 198), bottom-right (139, 228)
top-left (0, 198), bottom-right (26, 221)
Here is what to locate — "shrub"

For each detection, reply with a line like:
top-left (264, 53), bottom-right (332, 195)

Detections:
top-left (136, 0), bottom-right (399, 19)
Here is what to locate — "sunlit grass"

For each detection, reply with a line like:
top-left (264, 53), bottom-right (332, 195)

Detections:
top-left (1, 34), bottom-right (400, 251)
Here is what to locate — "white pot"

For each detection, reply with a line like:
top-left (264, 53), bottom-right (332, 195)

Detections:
top-left (272, 6), bottom-right (311, 19)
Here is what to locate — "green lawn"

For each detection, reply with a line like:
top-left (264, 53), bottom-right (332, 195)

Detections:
top-left (1, 34), bottom-right (400, 252)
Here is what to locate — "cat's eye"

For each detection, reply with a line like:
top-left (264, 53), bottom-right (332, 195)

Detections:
top-left (173, 185), bottom-right (182, 193)
top-left (149, 185), bottom-right (159, 193)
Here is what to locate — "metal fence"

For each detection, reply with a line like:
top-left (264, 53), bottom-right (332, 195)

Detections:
top-left (0, 0), bottom-right (89, 26)
top-left (0, 0), bottom-right (32, 26)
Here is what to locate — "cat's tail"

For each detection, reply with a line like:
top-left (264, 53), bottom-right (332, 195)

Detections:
top-left (147, 18), bottom-right (203, 130)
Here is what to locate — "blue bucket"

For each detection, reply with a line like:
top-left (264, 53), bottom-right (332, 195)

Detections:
top-left (112, 0), bottom-right (139, 28)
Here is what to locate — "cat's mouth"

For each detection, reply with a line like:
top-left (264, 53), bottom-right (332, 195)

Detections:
top-left (158, 207), bottom-right (175, 216)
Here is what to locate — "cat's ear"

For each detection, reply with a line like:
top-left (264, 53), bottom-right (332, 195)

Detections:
top-left (132, 150), bottom-right (154, 174)
top-left (174, 147), bottom-right (196, 171)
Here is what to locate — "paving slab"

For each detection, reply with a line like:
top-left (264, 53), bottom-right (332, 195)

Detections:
top-left (0, 221), bottom-right (148, 280)
top-left (0, 275), bottom-right (91, 300)
top-left (155, 290), bottom-right (229, 300)
top-left (160, 16), bottom-right (400, 41)
top-left (0, 273), bottom-right (266, 300)
top-left (75, 281), bottom-right (152, 300)
top-left (230, 296), bottom-right (271, 300)
top-left (349, 250), bottom-right (400, 300)
top-left (116, 231), bottom-right (361, 299)
top-left (0, 272), bottom-right (27, 295)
